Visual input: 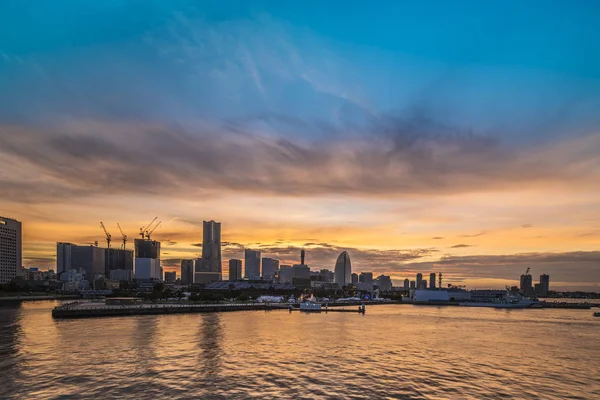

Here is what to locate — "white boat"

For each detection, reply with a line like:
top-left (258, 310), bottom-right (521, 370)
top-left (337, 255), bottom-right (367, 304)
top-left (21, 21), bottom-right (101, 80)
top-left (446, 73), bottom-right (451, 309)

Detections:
top-left (459, 290), bottom-right (536, 309)
top-left (299, 301), bottom-right (322, 312)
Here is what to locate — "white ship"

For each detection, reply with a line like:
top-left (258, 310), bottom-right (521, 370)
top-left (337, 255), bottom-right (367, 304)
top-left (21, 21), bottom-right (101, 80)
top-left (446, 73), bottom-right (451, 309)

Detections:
top-left (459, 289), bottom-right (536, 308)
top-left (299, 300), bottom-right (322, 312)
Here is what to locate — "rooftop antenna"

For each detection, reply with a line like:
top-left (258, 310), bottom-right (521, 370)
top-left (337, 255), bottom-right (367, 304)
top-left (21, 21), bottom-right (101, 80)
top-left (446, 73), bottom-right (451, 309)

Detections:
top-left (301, 248), bottom-right (305, 265)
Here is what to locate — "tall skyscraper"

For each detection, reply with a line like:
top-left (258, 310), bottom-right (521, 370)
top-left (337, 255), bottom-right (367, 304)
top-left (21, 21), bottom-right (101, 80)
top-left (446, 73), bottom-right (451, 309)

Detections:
top-left (539, 274), bottom-right (550, 296)
top-left (334, 251), bottom-right (352, 287)
top-left (0, 216), bottom-right (21, 284)
top-left (134, 238), bottom-right (161, 281)
top-left (244, 249), bottom-right (261, 280)
top-left (351, 273), bottom-right (359, 284)
top-left (229, 259), bottom-right (242, 281)
top-left (429, 273), bottom-right (436, 289)
top-left (403, 279), bottom-right (410, 290)
top-left (195, 220), bottom-right (222, 283)
top-left (180, 259), bottom-right (194, 285)
top-left (520, 273), bottom-right (533, 295)
top-left (262, 258), bottom-right (279, 280)
top-left (416, 273), bottom-right (423, 289)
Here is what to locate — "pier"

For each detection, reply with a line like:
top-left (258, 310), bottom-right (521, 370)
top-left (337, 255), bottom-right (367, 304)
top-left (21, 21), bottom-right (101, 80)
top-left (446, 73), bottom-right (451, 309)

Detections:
top-left (52, 301), bottom-right (290, 319)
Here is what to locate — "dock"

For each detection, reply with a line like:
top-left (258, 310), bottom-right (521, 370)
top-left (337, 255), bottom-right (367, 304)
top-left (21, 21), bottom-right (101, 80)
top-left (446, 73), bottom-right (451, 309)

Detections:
top-left (52, 301), bottom-right (289, 319)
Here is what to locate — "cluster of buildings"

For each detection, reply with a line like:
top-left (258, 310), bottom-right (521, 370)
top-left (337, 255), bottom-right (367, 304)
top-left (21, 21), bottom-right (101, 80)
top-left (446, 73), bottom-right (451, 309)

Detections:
top-left (399, 272), bottom-right (441, 291)
top-left (0, 215), bottom-right (551, 296)
top-left (181, 222), bottom-right (393, 292)
top-left (520, 270), bottom-right (550, 297)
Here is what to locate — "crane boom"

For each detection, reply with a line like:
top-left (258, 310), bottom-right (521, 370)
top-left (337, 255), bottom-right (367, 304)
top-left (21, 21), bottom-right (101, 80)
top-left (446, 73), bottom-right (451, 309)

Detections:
top-left (139, 217), bottom-right (158, 239)
top-left (117, 223), bottom-right (127, 250)
top-left (146, 221), bottom-right (161, 239)
top-left (100, 221), bottom-right (112, 249)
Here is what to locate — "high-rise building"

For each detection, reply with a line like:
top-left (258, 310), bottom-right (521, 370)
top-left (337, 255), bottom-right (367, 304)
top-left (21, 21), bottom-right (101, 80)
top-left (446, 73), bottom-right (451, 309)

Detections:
top-left (57, 243), bottom-right (105, 278)
top-left (279, 265), bottom-right (294, 283)
top-left (520, 273), bottom-right (533, 295)
top-left (429, 273), bottom-right (436, 289)
top-left (359, 272), bottom-right (373, 285)
top-left (180, 259), bottom-right (194, 285)
top-left (351, 273), bottom-right (359, 284)
top-left (539, 274), bottom-right (550, 296)
top-left (416, 273), bottom-right (423, 289)
top-left (410, 280), bottom-right (416, 290)
top-left (134, 238), bottom-right (161, 281)
top-left (358, 272), bottom-right (374, 291)
top-left (244, 249), bottom-right (261, 280)
top-left (262, 258), bottom-right (279, 280)
top-left (164, 271), bottom-right (176, 283)
top-left (377, 275), bottom-right (393, 292)
top-left (195, 221), bottom-right (222, 283)
top-left (334, 251), bottom-right (352, 287)
top-left (0, 216), bottom-right (21, 284)
top-left (105, 248), bottom-right (134, 281)
top-left (229, 259), bottom-right (242, 281)
top-left (403, 279), bottom-right (410, 290)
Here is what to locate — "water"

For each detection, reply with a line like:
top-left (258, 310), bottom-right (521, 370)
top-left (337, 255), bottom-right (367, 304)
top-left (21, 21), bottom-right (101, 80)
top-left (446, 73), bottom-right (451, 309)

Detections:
top-left (1, 301), bottom-right (599, 399)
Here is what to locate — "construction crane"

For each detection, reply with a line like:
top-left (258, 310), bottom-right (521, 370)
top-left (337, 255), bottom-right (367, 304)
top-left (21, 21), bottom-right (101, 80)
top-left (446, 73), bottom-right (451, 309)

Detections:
top-left (100, 221), bottom-right (111, 249)
top-left (139, 217), bottom-right (158, 239)
top-left (146, 221), bottom-right (161, 240)
top-left (117, 223), bottom-right (127, 250)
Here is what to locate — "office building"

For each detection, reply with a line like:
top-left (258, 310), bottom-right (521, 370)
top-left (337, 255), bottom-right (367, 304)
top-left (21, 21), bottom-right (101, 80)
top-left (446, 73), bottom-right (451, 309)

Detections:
top-left (410, 280), bottom-right (416, 290)
top-left (359, 272), bottom-right (373, 284)
top-left (262, 258), bottom-right (279, 280)
top-left (181, 259), bottom-right (194, 285)
top-left (351, 273), bottom-right (359, 284)
top-left (359, 272), bottom-right (374, 291)
top-left (377, 275), bottom-right (393, 292)
top-left (229, 259), bottom-right (242, 281)
top-left (429, 273), bottom-right (436, 289)
top-left (105, 248), bottom-right (134, 281)
top-left (538, 274), bottom-right (550, 297)
top-left (416, 273), bottom-right (423, 289)
top-left (0, 216), bottom-right (21, 284)
top-left (520, 272), bottom-right (533, 295)
top-left (334, 251), bottom-right (352, 287)
top-left (195, 220), bottom-right (222, 284)
top-left (57, 243), bottom-right (105, 278)
top-left (279, 265), bottom-right (294, 283)
top-left (403, 279), bottom-right (410, 290)
top-left (134, 238), bottom-right (161, 280)
top-left (244, 249), bottom-right (261, 280)
top-left (164, 271), bottom-right (177, 283)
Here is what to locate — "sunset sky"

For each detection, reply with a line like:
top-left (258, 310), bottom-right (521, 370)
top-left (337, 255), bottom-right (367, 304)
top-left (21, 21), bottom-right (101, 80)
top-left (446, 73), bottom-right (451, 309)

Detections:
top-left (1, 1), bottom-right (599, 290)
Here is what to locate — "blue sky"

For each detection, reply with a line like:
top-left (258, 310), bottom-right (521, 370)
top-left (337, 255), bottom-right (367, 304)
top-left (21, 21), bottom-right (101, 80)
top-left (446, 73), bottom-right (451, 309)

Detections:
top-left (1, 1), bottom-right (600, 289)
top-left (2, 0), bottom-right (599, 139)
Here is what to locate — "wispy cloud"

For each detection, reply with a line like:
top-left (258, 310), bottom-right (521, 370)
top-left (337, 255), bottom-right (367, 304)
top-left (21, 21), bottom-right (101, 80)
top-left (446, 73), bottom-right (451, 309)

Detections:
top-left (450, 244), bottom-right (474, 248)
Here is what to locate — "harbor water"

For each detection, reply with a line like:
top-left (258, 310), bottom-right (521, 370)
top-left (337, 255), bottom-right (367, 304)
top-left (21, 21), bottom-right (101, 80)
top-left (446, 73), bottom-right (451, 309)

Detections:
top-left (1, 301), bottom-right (599, 399)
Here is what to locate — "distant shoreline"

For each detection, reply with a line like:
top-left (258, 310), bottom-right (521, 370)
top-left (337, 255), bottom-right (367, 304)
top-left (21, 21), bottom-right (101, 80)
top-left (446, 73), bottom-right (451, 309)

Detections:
top-left (0, 295), bottom-right (79, 303)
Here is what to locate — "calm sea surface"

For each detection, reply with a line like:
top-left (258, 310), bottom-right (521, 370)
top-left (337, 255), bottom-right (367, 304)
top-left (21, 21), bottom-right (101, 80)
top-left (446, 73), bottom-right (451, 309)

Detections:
top-left (1, 301), bottom-right (599, 399)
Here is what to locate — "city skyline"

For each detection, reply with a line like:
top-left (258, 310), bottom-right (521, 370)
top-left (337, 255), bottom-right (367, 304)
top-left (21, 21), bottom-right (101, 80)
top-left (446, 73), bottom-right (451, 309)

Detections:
top-left (1, 1), bottom-right (600, 291)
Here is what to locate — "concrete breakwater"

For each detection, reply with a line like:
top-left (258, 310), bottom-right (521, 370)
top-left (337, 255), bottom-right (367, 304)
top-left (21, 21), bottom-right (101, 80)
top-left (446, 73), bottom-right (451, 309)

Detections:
top-left (51, 300), bottom-right (388, 319)
top-left (52, 301), bottom-right (290, 319)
